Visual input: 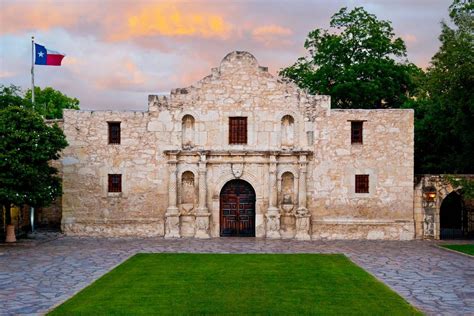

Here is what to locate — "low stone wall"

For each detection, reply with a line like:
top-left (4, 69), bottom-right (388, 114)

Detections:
top-left (311, 219), bottom-right (414, 240)
top-left (62, 220), bottom-right (164, 237)
top-left (62, 218), bottom-right (415, 240)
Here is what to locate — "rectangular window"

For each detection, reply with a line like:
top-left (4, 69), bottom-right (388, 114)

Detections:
top-left (351, 121), bottom-right (363, 144)
top-left (229, 117), bottom-right (247, 144)
top-left (108, 122), bottom-right (121, 144)
top-left (108, 174), bottom-right (122, 192)
top-left (355, 174), bottom-right (369, 193)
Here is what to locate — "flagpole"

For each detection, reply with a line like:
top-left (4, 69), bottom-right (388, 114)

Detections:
top-left (30, 36), bottom-right (36, 234)
top-left (31, 36), bottom-right (35, 104)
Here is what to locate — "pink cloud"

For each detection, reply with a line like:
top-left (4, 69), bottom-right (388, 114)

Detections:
top-left (95, 58), bottom-right (148, 90)
top-left (0, 2), bottom-right (80, 34)
top-left (252, 25), bottom-right (292, 37)
top-left (0, 70), bottom-right (16, 78)
top-left (109, 3), bottom-right (233, 41)
top-left (251, 25), bottom-right (293, 47)
top-left (402, 34), bottom-right (418, 44)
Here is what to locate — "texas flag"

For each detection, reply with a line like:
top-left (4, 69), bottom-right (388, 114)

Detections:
top-left (34, 43), bottom-right (65, 66)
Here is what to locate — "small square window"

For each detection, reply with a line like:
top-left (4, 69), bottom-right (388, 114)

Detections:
top-left (108, 122), bottom-right (121, 144)
top-left (229, 117), bottom-right (247, 144)
top-left (351, 121), bottom-right (363, 144)
top-left (355, 174), bottom-right (369, 193)
top-left (108, 174), bottom-right (122, 192)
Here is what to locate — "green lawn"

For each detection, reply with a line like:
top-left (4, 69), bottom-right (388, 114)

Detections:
top-left (49, 253), bottom-right (421, 315)
top-left (442, 244), bottom-right (474, 256)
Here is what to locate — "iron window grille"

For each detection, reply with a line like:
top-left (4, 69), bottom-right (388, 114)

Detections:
top-left (108, 174), bottom-right (122, 192)
top-left (351, 121), bottom-right (363, 144)
top-left (355, 174), bottom-right (369, 193)
top-left (229, 117), bottom-right (247, 144)
top-left (108, 122), bottom-right (121, 144)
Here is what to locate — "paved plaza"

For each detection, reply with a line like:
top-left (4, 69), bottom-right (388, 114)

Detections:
top-left (0, 235), bottom-right (473, 315)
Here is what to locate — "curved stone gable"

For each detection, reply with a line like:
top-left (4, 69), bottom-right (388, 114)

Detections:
top-left (148, 51), bottom-right (330, 121)
top-left (219, 51), bottom-right (260, 73)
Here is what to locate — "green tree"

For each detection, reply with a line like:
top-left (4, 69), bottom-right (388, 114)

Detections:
top-left (0, 107), bottom-right (67, 228)
top-left (280, 7), bottom-right (418, 109)
top-left (0, 85), bottom-right (31, 109)
top-left (0, 85), bottom-right (79, 119)
top-left (25, 86), bottom-right (80, 119)
top-left (410, 0), bottom-right (473, 173)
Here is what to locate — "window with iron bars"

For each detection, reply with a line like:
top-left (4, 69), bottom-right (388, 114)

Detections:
top-left (355, 174), bottom-right (369, 193)
top-left (229, 117), bottom-right (247, 144)
top-left (108, 122), bottom-right (121, 144)
top-left (108, 174), bottom-right (122, 192)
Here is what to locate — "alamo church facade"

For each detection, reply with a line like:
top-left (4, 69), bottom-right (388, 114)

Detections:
top-left (59, 51), bottom-right (415, 240)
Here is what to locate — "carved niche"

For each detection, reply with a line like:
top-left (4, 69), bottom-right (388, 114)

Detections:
top-left (181, 171), bottom-right (196, 213)
top-left (281, 115), bottom-right (295, 148)
top-left (180, 171), bottom-right (196, 237)
top-left (280, 171), bottom-right (296, 238)
top-left (182, 115), bottom-right (195, 149)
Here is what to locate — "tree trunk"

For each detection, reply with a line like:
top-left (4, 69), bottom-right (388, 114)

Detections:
top-left (4, 203), bottom-right (16, 243)
top-left (0, 205), bottom-right (4, 239)
top-left (5, 203), bottom-right (11, 225)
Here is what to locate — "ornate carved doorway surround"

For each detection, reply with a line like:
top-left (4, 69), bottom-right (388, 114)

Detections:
top-left (163, 150), bottom-right (312, 239)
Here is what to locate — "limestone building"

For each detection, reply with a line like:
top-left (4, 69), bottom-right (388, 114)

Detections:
top-left (60, 51), bottom-right (415, 240)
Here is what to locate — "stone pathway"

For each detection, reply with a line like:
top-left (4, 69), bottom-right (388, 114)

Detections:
top-left (0, 236), bottom-right (473, 315)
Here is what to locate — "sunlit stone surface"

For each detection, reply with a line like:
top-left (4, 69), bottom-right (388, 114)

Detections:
top-left (59, 51), bottom-right (414, 239)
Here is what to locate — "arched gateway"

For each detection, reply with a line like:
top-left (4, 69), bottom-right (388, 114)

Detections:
top-left (220, 179), bottom-right (256, 237)
top-left (440, 191), bottom-right (465, 239)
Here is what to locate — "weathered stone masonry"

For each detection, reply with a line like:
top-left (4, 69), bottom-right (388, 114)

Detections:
top-left (60, 51), bottom-right (415, 239)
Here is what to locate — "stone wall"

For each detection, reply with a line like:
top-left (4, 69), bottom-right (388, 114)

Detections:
top-left (310, 109), bottom-right (415, 240)
top-left (61, 110), bottom-right (166, 237)
top-left (60, 51), bottom-right (415, 239)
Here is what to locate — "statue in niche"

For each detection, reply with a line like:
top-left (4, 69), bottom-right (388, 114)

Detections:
top-left (423, 214), bottom-right (434, 237)
top-left (281, 172), bottom-right (295, 214)
top-left (281, 115), bottom-right (295, 148)
top-left (182, 115), bottom-right (195, 149)
top-left (181, 171), bottom-right (195, 214)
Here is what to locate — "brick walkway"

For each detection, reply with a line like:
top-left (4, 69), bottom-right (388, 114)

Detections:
top-left (0, 235), bottom-right (473, 315)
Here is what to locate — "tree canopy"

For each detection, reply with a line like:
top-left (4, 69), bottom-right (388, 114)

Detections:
top-left (0, 107), bottom-right (68, 224)
top-left (26, 86), bottom-right (80, 119)
top-left (281, 2), bottom-right (473, 174)
top-left (280, 7), bottom-right (419, 109)
top-left (0, 85), bottom-right (79, 119)
top-left (0, 85), bottom-right (28, 109)
top-left (409, 0), bottom-right (473, 173)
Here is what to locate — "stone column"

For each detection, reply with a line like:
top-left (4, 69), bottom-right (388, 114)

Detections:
top-left (165, 152), bottom-right (180, 238)
top-left (195, 152), bottom-right (211, 238)
top-left (265, 154), bottom-right (281, 238)
top-left (295, 154), bottom-right (311, 240)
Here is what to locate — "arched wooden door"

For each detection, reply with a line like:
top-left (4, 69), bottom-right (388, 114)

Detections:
top-left (220, 180), bottom-right (256, 237)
